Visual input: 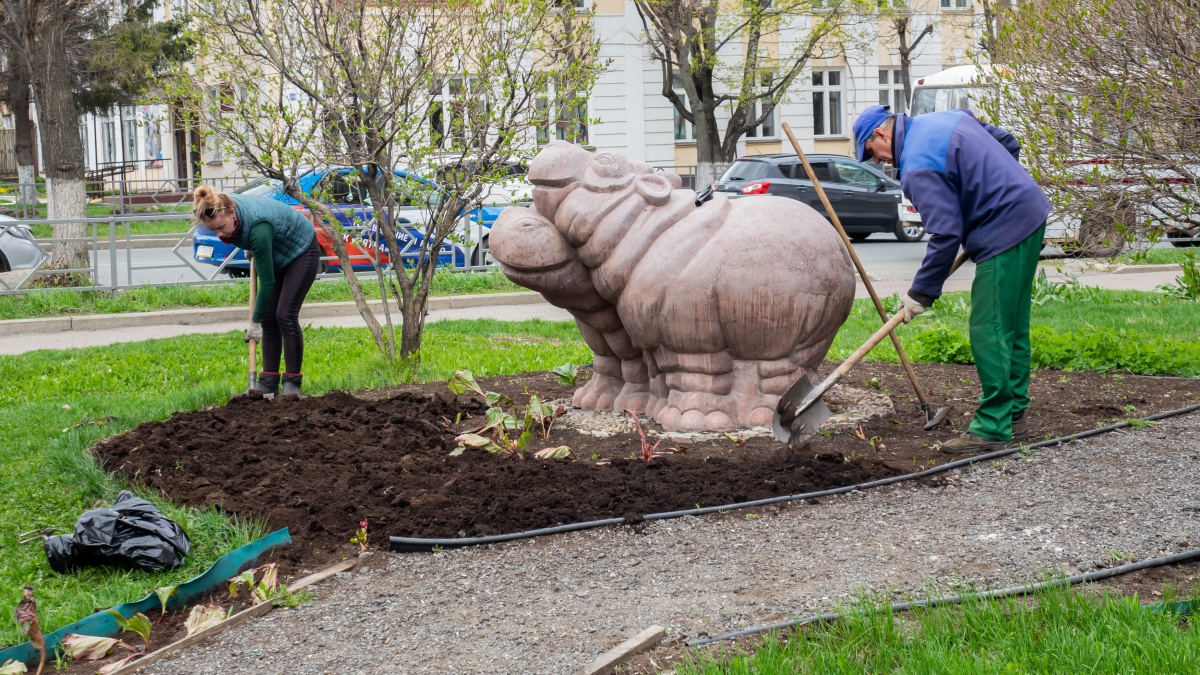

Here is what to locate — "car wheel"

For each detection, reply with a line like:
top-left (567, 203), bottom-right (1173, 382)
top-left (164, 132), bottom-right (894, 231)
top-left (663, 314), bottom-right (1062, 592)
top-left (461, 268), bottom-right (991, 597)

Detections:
top-left (0, 250), bottom-right (10, 273)
top-left (894, 220), bottom-right (926, 242)
top-left (471, 236), bottom-right (490, 267)
top-left (849, 232), bottom-right (871, 242)
top-left (226, 268), bottom-right (250, 279)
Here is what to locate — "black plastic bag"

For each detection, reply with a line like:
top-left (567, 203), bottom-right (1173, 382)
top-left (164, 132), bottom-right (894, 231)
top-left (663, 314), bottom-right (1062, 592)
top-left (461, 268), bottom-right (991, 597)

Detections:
top-left (43, 491), bottom-right (190, 573)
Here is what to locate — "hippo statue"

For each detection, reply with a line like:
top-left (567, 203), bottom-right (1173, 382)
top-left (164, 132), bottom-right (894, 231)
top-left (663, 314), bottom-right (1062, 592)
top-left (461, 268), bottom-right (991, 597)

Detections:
top-left (489, 142), bottom-right (855, 431)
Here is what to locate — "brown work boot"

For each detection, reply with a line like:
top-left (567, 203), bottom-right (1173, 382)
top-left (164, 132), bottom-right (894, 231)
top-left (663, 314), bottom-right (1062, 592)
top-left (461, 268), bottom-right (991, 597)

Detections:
top-left (1012, 409), bottom-right (1030, 442)
top-left (939, 432), bottom-right (1010, 454)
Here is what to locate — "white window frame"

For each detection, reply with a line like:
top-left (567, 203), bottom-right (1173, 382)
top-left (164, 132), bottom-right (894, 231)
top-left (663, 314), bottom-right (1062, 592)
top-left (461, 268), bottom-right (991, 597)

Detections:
top-left (745, 71), bottom-right (776, 140)
top-left (811, 69), bottom-right (844, 137)
top-left (878, 68), bottom-right (907, 114)
top-left (671, 74), bottom-right (696, 143)
top-left (122, 107), bottom-right (139, 163)
top-left (100, 116), bottom-right (116, 164)
top-left (940, 0), bottom-right (969, 9)
top-left (535, 82), bottom-right (589, 146)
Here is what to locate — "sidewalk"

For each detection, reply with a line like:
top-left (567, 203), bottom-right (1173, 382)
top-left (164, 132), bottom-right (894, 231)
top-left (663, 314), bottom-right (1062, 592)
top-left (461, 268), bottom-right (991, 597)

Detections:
top-left (0, 264), bottom-right (1183, 356)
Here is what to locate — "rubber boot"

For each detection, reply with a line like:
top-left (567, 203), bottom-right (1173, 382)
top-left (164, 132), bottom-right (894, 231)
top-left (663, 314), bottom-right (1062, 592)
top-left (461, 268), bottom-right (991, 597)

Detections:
top-left (255, 372), bottom-right (280, 400)
top-left (281, 372), bottom-right (303, 398)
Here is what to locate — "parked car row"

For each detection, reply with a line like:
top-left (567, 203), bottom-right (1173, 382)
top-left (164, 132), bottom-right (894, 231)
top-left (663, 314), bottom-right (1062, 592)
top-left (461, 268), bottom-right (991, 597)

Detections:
top-left (714, 154), bottom-right (925, 242)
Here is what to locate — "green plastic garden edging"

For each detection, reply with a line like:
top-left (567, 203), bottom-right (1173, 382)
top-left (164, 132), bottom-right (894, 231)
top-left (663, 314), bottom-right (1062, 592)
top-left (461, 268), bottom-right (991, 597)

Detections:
top-left (0, 527), bottom-right (292, 667)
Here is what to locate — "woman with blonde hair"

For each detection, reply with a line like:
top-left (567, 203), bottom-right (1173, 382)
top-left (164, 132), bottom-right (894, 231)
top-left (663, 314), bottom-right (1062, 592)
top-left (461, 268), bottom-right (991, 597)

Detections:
top-left (193, 185), bottom-right (319, 398)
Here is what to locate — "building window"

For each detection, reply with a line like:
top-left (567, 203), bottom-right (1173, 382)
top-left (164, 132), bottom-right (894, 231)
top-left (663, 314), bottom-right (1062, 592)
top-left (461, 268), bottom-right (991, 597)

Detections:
top-left (879, 68), bottom-right (906, 114)
top-left (812, 70), bottom-right (843, 137)
top-left (123, 108), bottom-right (139, 163)
top-left (80, 124), bottom-right (89, 169)
top-left (430, 76), bottom-right (490, 151)
top-left (745, 72), bottom-right (776, 139)
top-left (671, 75), bottom-right (696, 142)
top-left (534, 83), bottom-right (588, 145)
top-left (100, 117), bottom-right (116, 164)
top-left (940, 0), bottom-right (969, 8)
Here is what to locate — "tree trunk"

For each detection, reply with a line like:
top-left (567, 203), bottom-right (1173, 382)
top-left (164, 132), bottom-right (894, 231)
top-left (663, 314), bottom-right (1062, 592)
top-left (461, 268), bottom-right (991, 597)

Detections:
top-left (692, 101), bottom-right (724, 188)
top-left (27, 19), bottom-right (88, 271)
top-left (9, 70), bottom-right (37, 207)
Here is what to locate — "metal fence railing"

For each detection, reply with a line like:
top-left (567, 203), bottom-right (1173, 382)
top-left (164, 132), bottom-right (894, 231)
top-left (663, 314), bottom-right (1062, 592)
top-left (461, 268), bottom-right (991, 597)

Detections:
top-left (0, 176), bottom-right (254, 220)
top-left (0, 212), bottom-right (493, 296)
top-left (652, 164), bottom-right (732, 190)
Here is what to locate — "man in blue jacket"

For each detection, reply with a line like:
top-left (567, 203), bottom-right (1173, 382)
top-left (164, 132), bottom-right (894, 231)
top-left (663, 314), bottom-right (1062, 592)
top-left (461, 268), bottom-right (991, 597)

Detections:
top-left (853, 104), bottom-right (1052, 453)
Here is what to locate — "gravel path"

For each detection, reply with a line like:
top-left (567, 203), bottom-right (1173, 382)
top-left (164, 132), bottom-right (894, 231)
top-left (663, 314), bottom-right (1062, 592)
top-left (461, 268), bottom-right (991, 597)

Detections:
top-left (144, 413), bottom-right (1200, 675)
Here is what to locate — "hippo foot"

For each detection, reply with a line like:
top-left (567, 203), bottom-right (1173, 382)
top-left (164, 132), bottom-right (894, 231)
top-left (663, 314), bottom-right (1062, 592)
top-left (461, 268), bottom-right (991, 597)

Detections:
top-left (613, 383), bottom-right (654, 415)
top-left (572, 372), bottom-right (625, 411)
top-left (655, 405), bottom-right (736, 432)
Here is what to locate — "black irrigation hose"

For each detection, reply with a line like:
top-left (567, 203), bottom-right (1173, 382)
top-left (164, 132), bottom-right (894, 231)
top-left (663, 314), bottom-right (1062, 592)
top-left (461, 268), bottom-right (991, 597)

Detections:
top-left (389, 402), bottom-right (1200, 552)
top-left (686, 547), bottom-right (1200, 647)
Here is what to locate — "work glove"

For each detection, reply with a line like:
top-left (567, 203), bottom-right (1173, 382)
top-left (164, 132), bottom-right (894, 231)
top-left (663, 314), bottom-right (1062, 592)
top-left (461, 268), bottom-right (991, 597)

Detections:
top-left (244, 322), bottom-right (263, 343)
top-left (899, 294), bottom-right (927, 324)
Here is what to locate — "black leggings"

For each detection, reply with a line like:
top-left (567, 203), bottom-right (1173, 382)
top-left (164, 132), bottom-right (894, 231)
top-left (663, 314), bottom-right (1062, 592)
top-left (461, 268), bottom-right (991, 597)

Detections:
top-left (261, 239), bottom-right (319, 375)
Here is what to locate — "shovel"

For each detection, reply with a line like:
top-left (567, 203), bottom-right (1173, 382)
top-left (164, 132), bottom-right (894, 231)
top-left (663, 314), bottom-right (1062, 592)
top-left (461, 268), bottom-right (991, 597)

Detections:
top-left (772, 251), bottom-right (970, 444)
top-left (246, 258), bottom-right (258, 394)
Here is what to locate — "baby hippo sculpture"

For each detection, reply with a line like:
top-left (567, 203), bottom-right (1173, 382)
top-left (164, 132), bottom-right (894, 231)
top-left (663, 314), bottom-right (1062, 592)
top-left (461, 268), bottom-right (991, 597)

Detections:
top-left (490, 142), bottom-right (855, 431)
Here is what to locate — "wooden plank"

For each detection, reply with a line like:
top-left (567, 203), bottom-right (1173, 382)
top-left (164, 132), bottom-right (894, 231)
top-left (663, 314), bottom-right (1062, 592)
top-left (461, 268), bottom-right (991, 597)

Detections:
top-left (580, 625), bottom-right (666, 675)
top-left (112, 559), bottom-right (358, 674)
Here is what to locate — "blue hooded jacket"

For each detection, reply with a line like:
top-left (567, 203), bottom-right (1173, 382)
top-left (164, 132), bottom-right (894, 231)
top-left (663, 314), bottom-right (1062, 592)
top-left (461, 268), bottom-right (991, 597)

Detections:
top-left (893, 110), bottom-right (1051, 302)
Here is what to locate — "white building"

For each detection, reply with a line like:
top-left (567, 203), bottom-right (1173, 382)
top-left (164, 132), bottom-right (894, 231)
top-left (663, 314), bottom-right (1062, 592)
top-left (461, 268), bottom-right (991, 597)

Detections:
top-left (64, 0), bottom-right (989, 189)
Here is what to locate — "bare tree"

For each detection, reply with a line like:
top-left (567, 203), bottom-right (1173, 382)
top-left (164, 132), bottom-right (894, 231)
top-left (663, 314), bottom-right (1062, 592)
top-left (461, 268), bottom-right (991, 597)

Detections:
top-left (0, 41), bottom-right (37, 206)
top-left (178, 0), bottom-right (604, 360)
top-left (634, 0), bottom-right (860, 186)
top-left (0, 0), bottom-right (90, 271)
top-left (980, 0), bottom-right (1200, 253)
top-left (876, 1), bottom-right (934, 106)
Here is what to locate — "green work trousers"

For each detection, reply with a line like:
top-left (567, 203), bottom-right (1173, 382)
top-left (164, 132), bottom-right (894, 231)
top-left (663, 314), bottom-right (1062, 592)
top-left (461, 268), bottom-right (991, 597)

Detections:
top-left (967, 223), bottom-right (1047, 441)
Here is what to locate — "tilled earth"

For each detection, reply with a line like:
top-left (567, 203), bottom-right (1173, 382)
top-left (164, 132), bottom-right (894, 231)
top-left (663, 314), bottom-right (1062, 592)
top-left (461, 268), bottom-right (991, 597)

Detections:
top-left (137, 412), bottom-right (1200, 675)
top-left (96, 363), bottom-right (1200, 573)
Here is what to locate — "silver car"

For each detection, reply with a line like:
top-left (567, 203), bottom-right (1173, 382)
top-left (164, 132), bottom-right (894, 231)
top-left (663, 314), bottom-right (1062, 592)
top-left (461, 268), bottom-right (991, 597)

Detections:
top-left (0, 215), bottom-right (45, 273)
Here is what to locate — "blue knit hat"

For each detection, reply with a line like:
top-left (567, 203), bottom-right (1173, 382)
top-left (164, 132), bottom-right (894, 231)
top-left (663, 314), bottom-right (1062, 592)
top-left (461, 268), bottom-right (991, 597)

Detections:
top-left (854, 105), bottom-right (893, 162)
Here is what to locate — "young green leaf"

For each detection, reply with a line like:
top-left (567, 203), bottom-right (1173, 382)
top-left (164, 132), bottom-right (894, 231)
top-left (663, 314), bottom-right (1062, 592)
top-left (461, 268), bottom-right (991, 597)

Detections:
top-left (516, 431), bottom-right (533, 451)
top-left (455, 433), bottom-right (493, 448)
top-left (228, 570), bottom-right (256, 599)
top-left (484, 391), bottom-right (511, 406)
top-left (551, 363), bottom-right (579, 386)
top-left (105, 611), bottom-right (153, 651)
top-left (61, 634), bottom-right (133, 661)
top-left (447, 370), bottom-right (484, 396)
top-left (449, 446), bottom-right (465, 456)
top-left (0, 659), bottom-right (27, 674)
top-left (153, 586), bottom-right (178, 619)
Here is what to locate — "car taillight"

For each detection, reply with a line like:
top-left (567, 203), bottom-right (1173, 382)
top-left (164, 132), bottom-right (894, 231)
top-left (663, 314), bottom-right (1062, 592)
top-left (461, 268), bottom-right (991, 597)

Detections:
top-left (905, 205), bottom-right (918, 213)
top-left (741, 181), bottom-right (771, 195)
top-left (916, 78), bottom-right (924, 85)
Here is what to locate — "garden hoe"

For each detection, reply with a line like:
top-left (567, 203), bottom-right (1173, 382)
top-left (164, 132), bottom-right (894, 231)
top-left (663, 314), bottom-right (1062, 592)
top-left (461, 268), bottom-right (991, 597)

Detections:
top-left (772, 251), bottom-right (969, 445)
top-left (781, 121), bottom-right (955, 432)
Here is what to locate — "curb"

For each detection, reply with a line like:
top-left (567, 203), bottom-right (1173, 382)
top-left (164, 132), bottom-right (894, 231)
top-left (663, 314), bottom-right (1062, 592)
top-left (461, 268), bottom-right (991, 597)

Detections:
top-left (1110, 263), bottom-right (1182, 275)
top-left (0, 291), bottom-right (547, 337)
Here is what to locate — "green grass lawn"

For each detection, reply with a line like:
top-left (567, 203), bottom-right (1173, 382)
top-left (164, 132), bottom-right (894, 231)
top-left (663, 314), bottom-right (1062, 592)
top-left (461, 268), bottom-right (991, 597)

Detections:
top-left (677, 584), bottom-right (1200, 674)
top-left (829, 288), bottom-right (1200, 376)
top-left (2, 204), bottom-right (192, 228)
top-left (27, 217), bottom-right (194, 240)
top-left (0, 318), bottom-right (590, 647)
top-left (1114, 247), bottom-right (1197, 266)
top-left (0, 268), bottom-right (523, 321)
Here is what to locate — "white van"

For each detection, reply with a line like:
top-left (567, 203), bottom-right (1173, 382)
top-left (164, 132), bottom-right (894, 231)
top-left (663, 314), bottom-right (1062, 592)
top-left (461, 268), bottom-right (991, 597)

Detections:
top-left (908, 65), bottom-right (984, 117)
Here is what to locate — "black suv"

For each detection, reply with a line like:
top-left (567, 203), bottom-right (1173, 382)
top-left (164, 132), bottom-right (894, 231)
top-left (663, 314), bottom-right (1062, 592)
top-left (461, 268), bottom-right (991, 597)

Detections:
top-left (714, 154), bottom-right (924, 242)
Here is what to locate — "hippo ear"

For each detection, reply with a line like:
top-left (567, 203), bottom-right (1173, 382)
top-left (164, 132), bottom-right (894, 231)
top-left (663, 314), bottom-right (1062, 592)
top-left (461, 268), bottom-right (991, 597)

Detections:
top-left (634, 173), bottom-right (674, 206)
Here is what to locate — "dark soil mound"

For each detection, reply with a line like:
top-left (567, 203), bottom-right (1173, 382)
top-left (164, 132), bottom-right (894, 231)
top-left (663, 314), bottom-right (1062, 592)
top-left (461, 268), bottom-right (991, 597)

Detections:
top-left (96, 363), bottom-right (1200, 571)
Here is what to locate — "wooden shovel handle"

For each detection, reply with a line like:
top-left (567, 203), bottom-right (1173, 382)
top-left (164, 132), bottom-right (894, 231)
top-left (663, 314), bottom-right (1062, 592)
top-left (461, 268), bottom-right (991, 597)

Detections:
top-left (247, 258), bottom-right (257, 379)
top-left (838, 312), bottom-right (908, 377)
